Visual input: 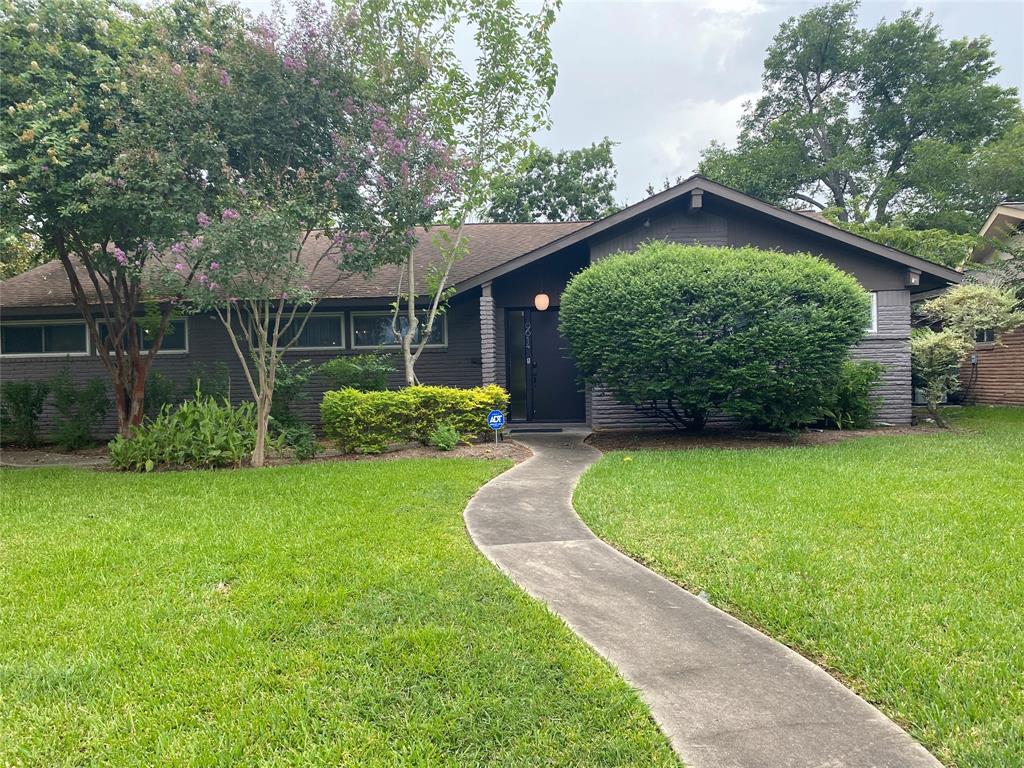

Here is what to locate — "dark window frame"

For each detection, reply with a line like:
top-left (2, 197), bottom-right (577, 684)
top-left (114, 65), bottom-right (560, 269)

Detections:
top-left (0, 320), bottom-right (91, 357)
top-left (349, 310), bottom-right (448, 350)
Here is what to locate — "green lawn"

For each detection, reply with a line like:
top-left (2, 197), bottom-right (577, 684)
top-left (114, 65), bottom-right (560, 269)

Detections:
top-left (0, 460), bottom-right (677, 767)
top-left (574, 407), bottom-right (1024, 768)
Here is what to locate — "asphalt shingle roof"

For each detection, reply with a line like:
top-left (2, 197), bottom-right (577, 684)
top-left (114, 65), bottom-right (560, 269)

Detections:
top-left (0, 222), bottom-right (588, 309)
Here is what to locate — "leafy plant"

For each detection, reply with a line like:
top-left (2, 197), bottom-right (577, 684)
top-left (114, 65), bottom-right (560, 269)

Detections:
top-left (274, 421), bottom-right (319, 461)
top-left (560, 242), bottom-right (871, 431)
top-left (0, 380), bottom-right (50, 447)
top-left (144, 371), bottom-right (177, 420)
top-left (321, 385), bottom-right (508, 454)
top-left (269, 359), bottom-right (315, 429)
top-left (318, 354), bottom-right (395, 391)
top-left (49, 371), bottom-right (109, 451)
top-left (429, 422), bottom-right (460, 451)
top-left (911, 329), bottom-right (972, 428)
top-left (109, 395), bottom-right (270, 471)
top-left (820, 360), bottom-right (883, 429)
top-left (187, 362), bottom-right (231, 402)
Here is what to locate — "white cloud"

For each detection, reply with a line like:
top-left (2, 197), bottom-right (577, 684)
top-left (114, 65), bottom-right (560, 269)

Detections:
top-left (639, 90), bottom-right (757, 193)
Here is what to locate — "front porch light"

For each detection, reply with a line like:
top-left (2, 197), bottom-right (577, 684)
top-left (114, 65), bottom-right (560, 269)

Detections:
top-left (534, 292), bottom-right (550, 311)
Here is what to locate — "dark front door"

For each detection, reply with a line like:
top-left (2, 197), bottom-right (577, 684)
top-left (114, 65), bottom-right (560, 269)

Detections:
top-left (506, 308), bottom-right (585, 422)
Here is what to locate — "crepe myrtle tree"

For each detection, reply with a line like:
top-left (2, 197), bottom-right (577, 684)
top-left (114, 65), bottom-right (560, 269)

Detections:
top-left (0, 0), bottom-right (241, 436)
top-left (559, 242), bottom-right (872, 430)
top-left (343, 0), bottom-right (561, 385)
top-left (161, 1), bottom-right (456, 467)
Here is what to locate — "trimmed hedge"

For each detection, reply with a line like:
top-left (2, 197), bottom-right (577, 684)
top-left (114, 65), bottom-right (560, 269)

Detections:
top-left (321, 385), bottom-right (509, 454)
top-left (560, 242), bottom-right (872, 430)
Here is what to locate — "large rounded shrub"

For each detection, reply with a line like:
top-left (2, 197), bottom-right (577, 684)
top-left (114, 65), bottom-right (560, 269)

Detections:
top-left (559, 242), bottom-right (872, 429)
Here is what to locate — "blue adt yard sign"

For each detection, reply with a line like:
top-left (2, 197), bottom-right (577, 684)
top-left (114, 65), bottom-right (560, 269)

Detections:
top-left (487, 410), bottom-right (505, 430)
top-left (487, 410), bottom-right (505, 444)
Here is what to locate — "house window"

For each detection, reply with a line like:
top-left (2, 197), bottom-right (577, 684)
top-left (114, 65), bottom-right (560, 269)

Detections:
top-left (280, 314), bottom-right (345, 350)
top-left (868, 292), bottom-right (878, 333)
top-left (0, 322), bottom-right (89, 356)
top-left (351, 311), bottom-right (446, 349)
top-left (98, 318), bottom-right (189, 353)
top-left (976, 328), bottom-right (995, 344)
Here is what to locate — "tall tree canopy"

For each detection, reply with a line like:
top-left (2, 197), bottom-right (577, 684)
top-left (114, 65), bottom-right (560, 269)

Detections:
top-left (485, 138), bottom-right (619, 222)
top-left (698, 0), bottom-right (1022, 231)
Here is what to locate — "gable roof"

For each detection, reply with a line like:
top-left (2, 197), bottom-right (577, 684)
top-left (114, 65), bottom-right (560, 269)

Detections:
top-left (451, 175), bottom-right (963, 293)
top-left (973, 202), bottom-right (1024, 263)
top-left (0, 222), bottom-right (588, 309)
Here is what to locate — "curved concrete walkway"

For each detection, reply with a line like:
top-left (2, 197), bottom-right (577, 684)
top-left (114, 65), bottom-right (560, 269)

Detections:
top-left (464, 431), bottom-right (942, 768)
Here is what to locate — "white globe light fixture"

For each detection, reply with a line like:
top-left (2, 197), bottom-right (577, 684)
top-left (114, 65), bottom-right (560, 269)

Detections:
top-left (534, 292), bottom-right (550, 311)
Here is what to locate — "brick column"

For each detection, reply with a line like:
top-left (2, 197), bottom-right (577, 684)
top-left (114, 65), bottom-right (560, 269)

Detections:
top-left (479, 282), bottom-right (497, 385)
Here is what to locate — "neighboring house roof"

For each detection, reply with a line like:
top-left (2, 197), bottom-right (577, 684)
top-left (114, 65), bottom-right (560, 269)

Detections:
top-left (0, 222), bottom-right (588, 309)
top-left (973, 202), bottom-right (1024, 263)
top-left (1, 174), bottom-right (962, 310)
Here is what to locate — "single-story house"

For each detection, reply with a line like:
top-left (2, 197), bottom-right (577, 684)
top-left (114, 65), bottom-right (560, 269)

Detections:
top-left (0, 176), bottom-right (962, 434)
top-left (959, 201), bottom-right (1024, 406)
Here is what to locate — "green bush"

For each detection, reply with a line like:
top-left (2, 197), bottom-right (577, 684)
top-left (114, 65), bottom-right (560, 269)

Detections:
top-left (50, 371), bottom-right (109, 451)
top-left (319, 353), bottom-right (394, 391)
top-left (0, 380), bottom-right (49, 447)
top-left (144, 371), bottom-right (177, 420)
top-left (820, 360), bottom-right (883, 429)
top-left (269, 359), bottom-right (314, 428)
top-left (321, 385), bottom-right (508, 454)
top-left (109, 396), bottom-right (262, 471)
top-left (187, 361), bottom-right (231, 401)
top-left (429, 422), bottom-right (460, 451)
top-left (560, 242), bottom-right (871, 430)
top-left (274, 420), bottom-right (319, 461)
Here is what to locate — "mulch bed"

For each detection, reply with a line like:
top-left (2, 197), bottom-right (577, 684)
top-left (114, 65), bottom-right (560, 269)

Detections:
top-left (586, 425), bottom-right (940, 452)
top-left (282, 438), bottom-right (532, 466)
top-left (1, 439), bottom-right (532, 470)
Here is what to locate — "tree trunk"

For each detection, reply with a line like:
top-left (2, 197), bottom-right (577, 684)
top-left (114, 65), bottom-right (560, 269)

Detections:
top-left (252, 392), bottom-right (272, 468)
top-left (926, 399), bottom-right (948, 428)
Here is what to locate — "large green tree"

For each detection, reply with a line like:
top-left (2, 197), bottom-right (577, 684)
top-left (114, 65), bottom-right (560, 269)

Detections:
top-left (698, 1), bottom-right (1021, 230)
top-left (1, 0), bottom-right (233, 434)
top-left (485, 138), bottom-right (619, 222)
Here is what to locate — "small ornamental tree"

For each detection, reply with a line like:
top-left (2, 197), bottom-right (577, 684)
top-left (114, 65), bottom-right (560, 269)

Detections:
top-left (910, 330), bottom-right (971, 428)
top-left (559, 242), bottom-right (872, 430)
top-left (167, 0), bottom-right (454, 467)
top-left (911, 281), bottom-right (1023, 425)
top-left (345, 0), bottom-right (560, 385)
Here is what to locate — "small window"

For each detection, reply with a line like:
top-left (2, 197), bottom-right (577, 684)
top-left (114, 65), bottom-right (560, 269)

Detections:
top-left (868, 292), bottom-right (878, 333)
top-left (98, 319), bottom-right (188, 353)
top-left (351, 311), bottom-right (446, 349)
top-left (976, 328), bottom-right (996, 344)
top-left (281, 314), bottom-right (344, 350)
top-left (1, 322), bottom-right (89, 356)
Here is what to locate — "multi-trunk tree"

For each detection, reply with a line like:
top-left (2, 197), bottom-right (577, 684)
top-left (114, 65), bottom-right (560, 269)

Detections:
top-left (1, 0), bottom-right (231, 436)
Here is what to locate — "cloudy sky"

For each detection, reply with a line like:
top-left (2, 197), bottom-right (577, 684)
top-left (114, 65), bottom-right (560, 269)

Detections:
top-left (239, 0), bottom-right (1024, 204)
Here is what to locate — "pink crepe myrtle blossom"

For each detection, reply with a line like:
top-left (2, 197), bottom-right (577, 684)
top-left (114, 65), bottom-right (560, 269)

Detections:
top-left (174, 262), bottom-right (184, 271)
top-left (112, 247), bottom-right (127, 265)
top-left (170, 63), bottom-right (182, 76)
top-left (197, 212), bottom-right (211, 228)
top-left (170, 242), bottom-right (186, 255)
top-left (209, 261), bottom-right (219, 271)
top-left (218, 70), bottom-right (231, 87)
top-left (189, 237), bottom-right (203, 250)
top-left (199, 45), bottom-right (214, 55)
top-left (221, 208), bottom-right (240, 221)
